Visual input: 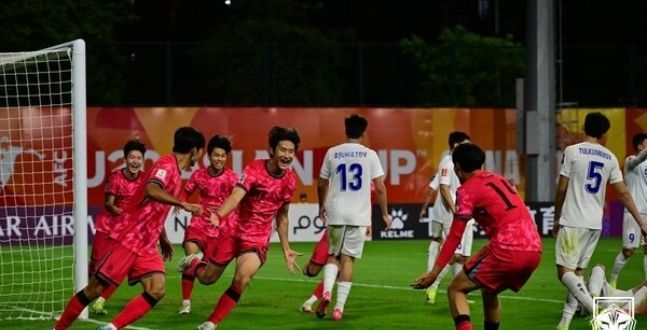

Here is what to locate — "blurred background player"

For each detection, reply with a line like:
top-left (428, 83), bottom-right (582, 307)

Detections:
top-left (588, 264), bottom-right (647, 315)
top-left (424, 132), bottom-right (474, 304)
top-left (52, 127), bottom-right (204, 330)
top-left (89, 139), bottom-right (146, 315)
top-left (300, 229), bottom-right (329, 313)
top-left (412, 143), bottom-right (542, 330)
top-left (552, 112), bottom-right (647, 330)
top-left (609, 132), bottom-right (647, 287)
top-left (316, 114), bottom-right (391, 321)
top-left (177, 135), bottom-right (237, 314)
top-left (178, 127), bottom-right (302, 330)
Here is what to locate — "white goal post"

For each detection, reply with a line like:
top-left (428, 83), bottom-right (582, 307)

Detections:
top-left (0, 39), bottom-right (87, 320)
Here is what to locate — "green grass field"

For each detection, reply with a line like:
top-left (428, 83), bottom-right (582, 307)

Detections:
top-left (3, 237), bottom-right (647, 329)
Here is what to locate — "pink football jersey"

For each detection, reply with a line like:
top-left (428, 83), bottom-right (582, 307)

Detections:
top-left (94, 168), bottom-right (145, 234)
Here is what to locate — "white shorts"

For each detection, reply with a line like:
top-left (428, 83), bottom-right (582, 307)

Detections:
top-left (555, 226), bottom-right (601, 270)
top-left (431, 220), bottom-right (444, 239)
top-left (328, 225), bottom-right (366, 259)
top-left (623, 212), bottom-right (647, 248)
top-left (442, 219), bottom-right (474, 257)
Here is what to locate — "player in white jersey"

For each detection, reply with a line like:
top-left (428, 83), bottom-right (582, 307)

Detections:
top-left (423, 132), bottom-right (474, 304)
top-left (553, 112), bottom-right (647, 330)
top-left (610, 133), bottom-right (647, 287)
top-left (316, 114), bottom-right (392, 321)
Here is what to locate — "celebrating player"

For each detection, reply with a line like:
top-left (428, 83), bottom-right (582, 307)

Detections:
top-left (553, 112), bottom-right (647, 329)
top-left (89, 139), bottom-right (146, 315)
top-left (315, 114), bottom-right (391, 321)
top-left (177, 135), bottom-right (238, 314)
top-left (52, 127), bottom-right (205, 330)
top-left (177, 126), bottom-right (302, 330)
top-left (412, 143), bottom-right (542, 330)
top-left (609, 132), bottom-right (647, 287)
top-left (423, 132), bottom-right (474, 304)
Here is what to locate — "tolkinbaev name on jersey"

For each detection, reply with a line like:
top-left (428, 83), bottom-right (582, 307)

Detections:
top-left (578, 147), bottom-right (612, 160)
top-left (333, 151), bottom-right (369, 159)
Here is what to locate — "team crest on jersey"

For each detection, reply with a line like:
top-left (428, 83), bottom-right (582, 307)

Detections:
top-left (591, 297), bottom-right (636, 330)
top-left (155, 169), bottom-right (167, 180)
top-left (441, 169), bottom-right (448, 176)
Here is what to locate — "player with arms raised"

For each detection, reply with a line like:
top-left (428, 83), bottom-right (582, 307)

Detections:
top-left (553, 112), bottom-right (647, 329)
top-left (89, 139), bottom-right (147, 315)
top-left (177, 135), bottom-right (238, 314)
top-left (412, 143), bottom-right (542, 330)
top-left (53, 127), bottom-right (205, 330)
top-left (178, 126), bottom-right (302, 330)
top-left (609, 132), bottom-right (647, 287)
top-left (315, 114), bottom-right (391, 321)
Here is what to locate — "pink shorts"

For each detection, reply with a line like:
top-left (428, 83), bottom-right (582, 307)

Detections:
top-left (94, 238), bottom-right (165, 286)
top-left (464, 246), bottom-right (541, 293)
top-left (309, 230), bottom-right (329, 266)
top-left (205, 231), bottom-right (268, 266)
top-left (183, 224), bottom-right (218, 251)
top-left (89, 231), bottom-right (111, 275)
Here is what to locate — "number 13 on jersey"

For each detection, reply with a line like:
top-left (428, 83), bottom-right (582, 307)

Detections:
top-left (336, 163), bottom-right (363, 191)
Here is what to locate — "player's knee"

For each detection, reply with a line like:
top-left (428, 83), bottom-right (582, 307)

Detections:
top-left (304, 263), bottom-right (320, 277)
top-left (146, 286), bottom-right (165, 300)
top-left (233, 275), bottom-right (252, 288)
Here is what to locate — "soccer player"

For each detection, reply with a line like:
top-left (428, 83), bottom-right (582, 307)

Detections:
top-left (610, 132), bottom-right (647, 287)
top-left (315, 114), bottom-right (392, 321)
top-left (178, 135), bottom-right (238, 314)
top-left (587, 264), bottom-right (647, 315)
top-left (412, 143), bottom-right (542, 330)
top-left (553, 112), bottom-right (647, 330)
top-left (299, 229), bottom-right (330, 313)
top-left (177, 126), bottom-right (302, 330)
top-left (424, 132), bottom-right (474, 304)
top-left (52, 127), bottom-right (205, 330)
top-left (89, 139), bottom-right (147, 315)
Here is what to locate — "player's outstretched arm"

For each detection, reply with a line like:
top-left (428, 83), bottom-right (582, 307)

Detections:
top-left (419, 187), bottom-right (435, 219)
top-left (373, 176), bottom-right (391, 228)
top-left (146, 182), bottom-right (202, 215)
top-left (552, 175), bottom-right (569, 237)
top-left (317, 177), bottom-right (329, 220)
top-left (276, 203), bottom-right (302, 273)
top-left (626, 148), bottom-right (647, 172)
top-left (613, 181), bottom-right (647, 237)
top-left (213, 186), bottom-right (246, 224)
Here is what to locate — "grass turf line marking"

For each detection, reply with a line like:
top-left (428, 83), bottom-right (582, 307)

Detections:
top-left (5, 305), bottom-right (154, 330)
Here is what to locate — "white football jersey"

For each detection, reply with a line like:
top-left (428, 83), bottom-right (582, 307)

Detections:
top-left (624, 151), bottom-right (647, 213)
top-left (559, 142), bottom-right (623, 229)
top-left (320, 142), bottom-right (385, 226)
top-left (432, 154), bottom-right (461, 223)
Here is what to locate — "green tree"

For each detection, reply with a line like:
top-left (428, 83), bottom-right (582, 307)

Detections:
top-left (401, 26), bottom-right (525, 106)
top-left (0, 0), bottom-right (137, 104)
top-left (187, 0), bottom-right (353, 105)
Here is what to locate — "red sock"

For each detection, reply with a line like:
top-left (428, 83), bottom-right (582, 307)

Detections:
top-left (208, 285), bottom-right (243, 324)
top-left (112, 292), bottom-right (158, 328)
top-left (313, 281), bottom-right (324, 299)
top-left (101, 285), bottom-right (117, 300)
top-left (457, 323), bottom-right (473, 330)
top-left (182, 273), bottom-right (195, 300)
top-left (454, 314), bottom-right (473, 330)
top-left (54, 291), bottom-right (92, 330)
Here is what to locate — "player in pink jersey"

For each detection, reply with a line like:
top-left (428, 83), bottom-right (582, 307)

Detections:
top-left (53, 127), bottom-right (205, 330)
top-left (412, 143), bottom-right (542, 330)
top-left (89, 139), bottom-right (146, 315)
top-left (177, 126), bottom-right (302, 330)
top-left (299, 229), bottom-right (329, 313)
top-left (178, 135), bottom-right (238, 315)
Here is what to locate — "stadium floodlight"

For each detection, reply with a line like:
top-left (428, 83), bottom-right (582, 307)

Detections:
top-left (0, 40), bottom-right (87, 320)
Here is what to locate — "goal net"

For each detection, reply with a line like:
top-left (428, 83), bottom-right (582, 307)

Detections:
top-left (0, 40), bottom-right (87, 320)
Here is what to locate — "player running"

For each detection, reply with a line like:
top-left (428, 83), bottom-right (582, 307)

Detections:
top-left (52, 127), bottom-right (205, 330)
top-left (177, 126), bottom-right (302, 330)
top-left (89, 139), bottom-right (146, 315)
top-left (178, 135), bottom-right (238, 315)
top-left (412, 143), bottom-right (542, 330)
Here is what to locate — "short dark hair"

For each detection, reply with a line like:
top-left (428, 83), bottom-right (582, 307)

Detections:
top-left (123, 139), bottom-right (146, 158)
top-left (207, 135), bottom-right (232, 155)
top-left (172, 127), bottom-right (205, 154)
top-left (448, 131), bottom-right (470, 149)
top-left (584, 112), bottom-right (610, 139)
top-left (345, 114), bottom-right (368, 139)
top-left (269, 126), bottom-right (301, 151)
top-left (632, 132), bottom-right (647, 151)
top-left (452, 143), bottom-right (485, 173)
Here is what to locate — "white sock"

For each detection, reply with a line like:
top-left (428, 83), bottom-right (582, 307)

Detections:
top-left (633, 286), bottom-right (647, 305)
top-left (427, 241), bottom-right (440, 272)
top-left (303, 294), bottom-right (318, 307)
top-left (334, 281), bottom-right (352, 313)
top-left (201, 321), bottom-right (216, 330)
top-left (451, 262), bottom-right (463, 279)
top-left (611, 252), bottom-right (628, 282)
top-left (431, 265), bottom-right (451, 289)
top-left (322, 263), bottom-right (339, 295)
top-left (561, 272), bottom-right (594, 314)
top-left (104, 323), bottom-right (118, 330)
top-left (588, 265), bottom-right (605, 297)
top-left (558, 292), bottom-right (578, 328)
